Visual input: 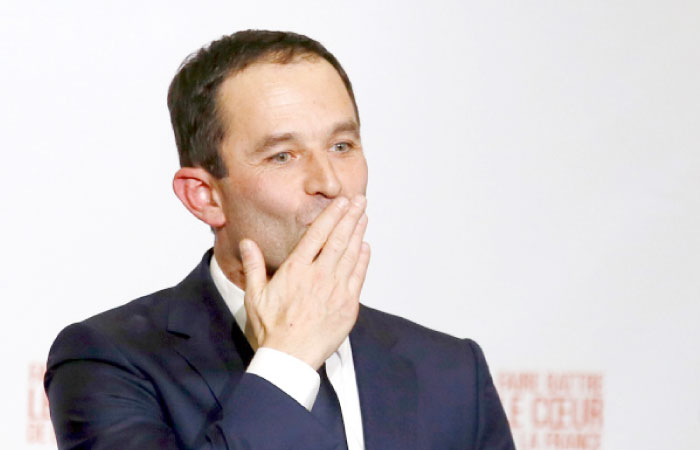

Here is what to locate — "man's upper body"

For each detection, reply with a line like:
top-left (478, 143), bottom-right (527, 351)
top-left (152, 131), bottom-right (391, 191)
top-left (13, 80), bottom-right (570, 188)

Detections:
top-left (45, 250), bottom-right (514, 449)
top-left (44, 30), bottom-right (515, 449)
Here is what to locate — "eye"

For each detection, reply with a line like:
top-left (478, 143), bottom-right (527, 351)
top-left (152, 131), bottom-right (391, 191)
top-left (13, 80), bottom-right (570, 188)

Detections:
top-left (270, 152), bottom-right (292, 164)
top-left (332, 142), bottom-right (352, 152)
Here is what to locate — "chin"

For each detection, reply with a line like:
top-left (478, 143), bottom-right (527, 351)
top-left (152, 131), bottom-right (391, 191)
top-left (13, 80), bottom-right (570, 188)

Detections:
top-left (261, 243), bottom-right (295, 275)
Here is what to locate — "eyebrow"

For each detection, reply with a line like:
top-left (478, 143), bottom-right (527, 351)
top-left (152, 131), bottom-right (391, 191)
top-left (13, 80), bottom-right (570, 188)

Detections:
top-left (252, 119), bottom-right (360, 154)
top-left (331, 119), bottom-right (360, 137)
top-left (254, 133), bottom-right (296, 153)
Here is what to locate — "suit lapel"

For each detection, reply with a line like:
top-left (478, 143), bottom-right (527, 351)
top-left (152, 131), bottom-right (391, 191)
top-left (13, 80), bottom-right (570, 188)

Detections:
top-left (351, 307), bottom-right (418, 450)
top-left (166, 251), bottom-right (253, 410)
top-left (164, 253), bottom-right (419, 449)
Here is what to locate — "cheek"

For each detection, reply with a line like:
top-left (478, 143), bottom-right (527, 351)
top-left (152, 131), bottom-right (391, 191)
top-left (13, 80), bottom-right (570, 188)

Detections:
top-left (343, 157), bottom-right (369, 195)
top-left (233, 172), bottom-right (299, 221)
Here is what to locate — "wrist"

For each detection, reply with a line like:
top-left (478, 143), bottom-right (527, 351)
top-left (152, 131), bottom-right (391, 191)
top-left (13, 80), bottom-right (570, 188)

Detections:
top-left (261, 338), bottom-right (328, 370)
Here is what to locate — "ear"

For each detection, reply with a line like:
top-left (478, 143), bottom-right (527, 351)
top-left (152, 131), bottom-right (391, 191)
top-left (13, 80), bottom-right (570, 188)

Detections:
top-left (173, 167), bottom-right (226, 228)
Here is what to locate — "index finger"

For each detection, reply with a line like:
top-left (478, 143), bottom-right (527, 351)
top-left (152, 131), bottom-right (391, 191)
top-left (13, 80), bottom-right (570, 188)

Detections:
top-left (290, 197), bottom-right (350, 263)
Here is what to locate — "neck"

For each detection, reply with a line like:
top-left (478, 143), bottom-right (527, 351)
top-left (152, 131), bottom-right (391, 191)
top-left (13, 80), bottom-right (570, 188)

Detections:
top-left (213, 236), bottom-right (247, 291)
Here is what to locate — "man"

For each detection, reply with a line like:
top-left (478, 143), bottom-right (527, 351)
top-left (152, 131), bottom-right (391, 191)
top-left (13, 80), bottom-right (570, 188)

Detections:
top-left (45, 30), bottom-right (515, 449)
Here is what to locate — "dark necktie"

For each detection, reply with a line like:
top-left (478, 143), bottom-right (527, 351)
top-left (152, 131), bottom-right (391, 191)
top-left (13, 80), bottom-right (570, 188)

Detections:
top-left (312, 364), bottom-right (349, 449)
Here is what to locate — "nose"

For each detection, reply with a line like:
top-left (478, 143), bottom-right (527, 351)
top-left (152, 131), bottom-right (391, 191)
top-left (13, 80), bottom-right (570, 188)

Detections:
top-left (303, 152), bottom-right (342, 198)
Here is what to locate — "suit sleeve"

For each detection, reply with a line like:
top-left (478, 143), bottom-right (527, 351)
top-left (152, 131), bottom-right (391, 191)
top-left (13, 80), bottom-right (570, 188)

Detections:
top-left (45, 323), bottom-right (343, 450)
top-left (465, 339), bottom-right (516, 450)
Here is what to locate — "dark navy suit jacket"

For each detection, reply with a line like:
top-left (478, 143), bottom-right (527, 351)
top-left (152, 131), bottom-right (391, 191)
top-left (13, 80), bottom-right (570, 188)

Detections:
top-left (45, 251), bottom-right (515, 449)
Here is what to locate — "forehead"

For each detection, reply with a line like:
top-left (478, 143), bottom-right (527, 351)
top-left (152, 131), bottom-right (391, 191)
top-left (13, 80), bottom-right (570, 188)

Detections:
top-left (216, 58), bottom-right (357, 143)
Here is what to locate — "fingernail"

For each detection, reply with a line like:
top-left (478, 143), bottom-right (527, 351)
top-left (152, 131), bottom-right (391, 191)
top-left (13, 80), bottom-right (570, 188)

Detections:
top-left (239, 240), bottom-right (252, 255)
top-left (352, 195), bottom-right (366, 207)
top-left (337, 197), bottom-right (349, 208)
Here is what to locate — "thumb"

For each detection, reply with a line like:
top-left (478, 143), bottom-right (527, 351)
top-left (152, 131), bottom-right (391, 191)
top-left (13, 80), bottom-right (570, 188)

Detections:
top-left (239, 239), bottom-right (266, 297)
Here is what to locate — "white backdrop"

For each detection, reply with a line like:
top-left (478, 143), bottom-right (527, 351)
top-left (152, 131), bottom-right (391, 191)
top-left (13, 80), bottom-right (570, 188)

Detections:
top-left (2, 1), bottom-right (699, 449)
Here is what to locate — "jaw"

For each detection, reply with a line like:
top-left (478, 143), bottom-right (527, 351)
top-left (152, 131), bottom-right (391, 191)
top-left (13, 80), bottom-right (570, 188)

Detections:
top-left (213, 232), bottom-right (247, 290)
top-left (213, 219), bottom-right (304, 289)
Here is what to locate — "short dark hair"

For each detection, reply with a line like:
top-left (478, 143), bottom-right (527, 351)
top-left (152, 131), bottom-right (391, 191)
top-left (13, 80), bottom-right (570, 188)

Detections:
top-left (167, 29), bottom-right (359, 178)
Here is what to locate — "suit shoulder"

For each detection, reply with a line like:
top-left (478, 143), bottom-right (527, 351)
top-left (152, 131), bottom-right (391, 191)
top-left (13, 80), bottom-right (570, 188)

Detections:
top-left (81, 286), bottom-right (175, 333)
top-left (357, 306), bottom-right (490, 390)
top-left (46, 287), bottom-right (177, 369)
top-left (359, 305), bottom-right (476, 353)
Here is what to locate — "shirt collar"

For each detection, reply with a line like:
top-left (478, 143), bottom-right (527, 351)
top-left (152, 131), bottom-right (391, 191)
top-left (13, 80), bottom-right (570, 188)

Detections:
top-left (210, 253), bottom-right (248, 334)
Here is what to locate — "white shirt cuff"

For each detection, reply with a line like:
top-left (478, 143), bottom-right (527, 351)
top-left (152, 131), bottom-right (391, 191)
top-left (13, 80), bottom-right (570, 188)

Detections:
top-left (246, 347), bottom-right (320, 411)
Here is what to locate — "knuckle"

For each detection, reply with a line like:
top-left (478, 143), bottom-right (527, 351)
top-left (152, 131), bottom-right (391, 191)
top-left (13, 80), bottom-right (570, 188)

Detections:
top-left (282, 259), bottom-right (297, 272)
top-left (246, 259), bottom-right (262, 271)
top-left (307, 229), bottom-right (325, 245)
top-left (348, 270), bottom-right (364, 289)
top-left (304, 224), bottom-right (327, 243)
top-left (339, 252), bottom-right (355, 268)
top-left (340, 297), bottom-right (359, 319)
top-left (328, 233), bottom-right (347, 251)
top-left (312, 269), bottom-right (331, 284)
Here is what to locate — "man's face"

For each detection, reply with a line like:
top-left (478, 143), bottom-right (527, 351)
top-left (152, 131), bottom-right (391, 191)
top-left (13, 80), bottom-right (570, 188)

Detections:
top-left (214, 57), bottom-right (368, 271)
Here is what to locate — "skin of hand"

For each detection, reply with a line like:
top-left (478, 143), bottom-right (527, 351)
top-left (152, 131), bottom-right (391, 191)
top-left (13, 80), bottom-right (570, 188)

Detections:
top-left (239, 194), bottom-right (370, 370)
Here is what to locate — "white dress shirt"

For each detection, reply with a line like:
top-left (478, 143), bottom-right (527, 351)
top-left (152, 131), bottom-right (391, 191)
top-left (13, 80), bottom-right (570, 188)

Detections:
top-left (210, 255), bottom-right (365, 450)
